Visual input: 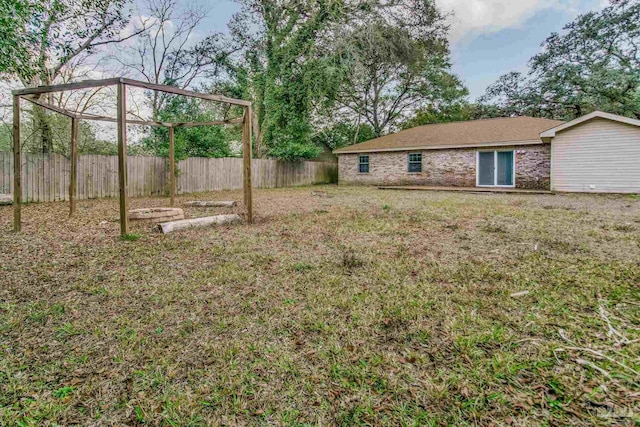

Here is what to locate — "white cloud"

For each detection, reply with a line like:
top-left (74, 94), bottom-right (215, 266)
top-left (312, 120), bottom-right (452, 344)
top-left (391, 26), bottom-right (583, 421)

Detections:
top-left (436, 0), bottom-right (598, 43)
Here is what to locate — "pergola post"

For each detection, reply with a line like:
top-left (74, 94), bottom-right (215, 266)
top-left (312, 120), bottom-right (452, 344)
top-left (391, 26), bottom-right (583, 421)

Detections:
top-left (12, 77), bottom-right (252, 236)
top-left (13, 95), bottom-right (21, 232)
top-left (242, 106), bottom-right (253, 223)
top-left (117, 82), bottom-right (129, 235)
top-left (69, 117), bottom-right (79, 217)
top-left (169, 125), bottom-right (176, 207)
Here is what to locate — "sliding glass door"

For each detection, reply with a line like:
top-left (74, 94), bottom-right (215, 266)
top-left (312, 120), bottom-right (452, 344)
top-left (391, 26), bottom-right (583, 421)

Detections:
top-left (478, 152), bottom-right (495, 186)
top-left (477, 150), bottom-right (514, 187)
top-left (496, 151), bottom-right (514, 186)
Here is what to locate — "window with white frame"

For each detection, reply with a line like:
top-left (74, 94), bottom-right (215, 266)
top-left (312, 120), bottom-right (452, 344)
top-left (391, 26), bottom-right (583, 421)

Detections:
top-left (408, 153), bottom-right (422, 173)
top-left (358, 155), bottom-right (370, 173)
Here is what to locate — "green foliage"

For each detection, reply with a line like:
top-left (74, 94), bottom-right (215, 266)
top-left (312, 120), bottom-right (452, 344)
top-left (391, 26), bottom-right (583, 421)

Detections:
top-left (2, 0), bottom-right (135, 153)
top-left (120, 233), bottom-right (142, 242)
top-left (401, 103), bottom-right (504, 128)
top-left (312, 122), bottom-right (375, 150)
top-left (0, 113), bottom-right (134, 156)
top-left (6, 0), bottom-right (132, 83)
top-left (143, 96), bottom-right (235, 160)
top-left (0, 0), bottom-right (41, 77)
top-left (232, 0), bottom-right (467, 157)
top-left (239, 0), bottom-right (349, 160)
top-left (481, 0), bottom-right (640, 120)
top-left (0, 125), bottom-right (11, 151)
top-left (53, 386), bottom-right (75, 399)
top-left (334, 15), bottom-right (467, 137)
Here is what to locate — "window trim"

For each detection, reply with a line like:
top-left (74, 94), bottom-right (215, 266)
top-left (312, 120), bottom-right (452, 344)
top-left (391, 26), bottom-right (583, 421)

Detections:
top-left (407, 152), bottom-right (422, 173)
top-left (476, 150), bottom-right (516, 188)
top-left (358, 155), bottom-right (370, 174)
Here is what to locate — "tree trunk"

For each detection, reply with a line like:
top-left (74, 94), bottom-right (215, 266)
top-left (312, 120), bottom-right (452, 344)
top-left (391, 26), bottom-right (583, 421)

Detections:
top-left (252, 110), bottom-right (263, 158)
top-left (32, 104), bottom-right (54, 153)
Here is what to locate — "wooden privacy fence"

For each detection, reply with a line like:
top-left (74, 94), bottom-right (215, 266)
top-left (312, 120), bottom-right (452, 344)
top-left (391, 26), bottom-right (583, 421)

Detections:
top-left (0, 152), bottom-right (337, 202)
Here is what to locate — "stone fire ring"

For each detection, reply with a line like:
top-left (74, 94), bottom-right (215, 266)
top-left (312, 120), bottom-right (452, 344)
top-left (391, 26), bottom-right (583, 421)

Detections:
top-left (129, 207), bottom-right (185, 223)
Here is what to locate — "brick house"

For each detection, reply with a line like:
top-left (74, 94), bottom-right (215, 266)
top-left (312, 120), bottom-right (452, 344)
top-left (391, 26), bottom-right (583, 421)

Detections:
top-left (333, 112), bottom-right (640, 193)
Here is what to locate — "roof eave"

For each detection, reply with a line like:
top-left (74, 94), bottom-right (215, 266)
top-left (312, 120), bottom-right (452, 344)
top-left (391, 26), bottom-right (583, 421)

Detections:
top-left (540, 111), bottom-right (640, 139)
top-left (333, 139), bottom-right (545, 154)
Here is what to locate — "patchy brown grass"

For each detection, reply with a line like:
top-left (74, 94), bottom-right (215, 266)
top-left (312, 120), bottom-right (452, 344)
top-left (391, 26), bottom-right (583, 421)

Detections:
top-left (1, 186), bottom-right (639, 426)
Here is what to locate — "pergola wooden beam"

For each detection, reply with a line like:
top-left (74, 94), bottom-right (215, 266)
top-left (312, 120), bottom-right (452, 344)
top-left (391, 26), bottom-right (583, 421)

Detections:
top-left (13, 78), bottom-right (122, 96)
top-left (23, 96), bottom-right (78, 118)
top-left (121, 78), bottom-right (252, 107)
top-left (80, 115), bottom-right (244, 127)
top-left (75, 113), bottom-right (170, 127)
top-left (174, 117), bottom-right (244, 127)
top-left (12, 77), bottom-right (253, 235)
top-left (13, 77), bottom-right (249, 106)
top-left (22, 96), bottom-right (244, 127)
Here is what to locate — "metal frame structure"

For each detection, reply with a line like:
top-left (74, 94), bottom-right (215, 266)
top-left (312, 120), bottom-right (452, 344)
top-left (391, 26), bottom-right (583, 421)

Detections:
top-left (12, 77), bottom-right (253, 235)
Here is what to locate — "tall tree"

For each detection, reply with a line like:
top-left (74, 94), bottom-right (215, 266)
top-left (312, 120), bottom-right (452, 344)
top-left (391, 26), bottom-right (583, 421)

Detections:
top-left (230, 0), bottom-right (466, 158)
top-left (481, 0), bottom-right (640, 120)
top-left (2, 0), bottom-right (145, 152)
top-left (334, 17), bottom-right (467, 137)
top-left (232, 0), bottom-right (354, 160)
top-left (114, 0), bottom-right (242, 120)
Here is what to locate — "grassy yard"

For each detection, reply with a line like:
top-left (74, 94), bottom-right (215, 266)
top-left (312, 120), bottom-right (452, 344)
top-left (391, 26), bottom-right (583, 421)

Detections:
top-left (1, 186), bottom-right (639, 426)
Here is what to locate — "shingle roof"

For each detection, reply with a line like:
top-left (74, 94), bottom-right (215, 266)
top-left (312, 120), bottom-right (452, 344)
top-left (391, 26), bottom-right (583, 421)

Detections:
top-left (333, 116), bottom-right (565, 154)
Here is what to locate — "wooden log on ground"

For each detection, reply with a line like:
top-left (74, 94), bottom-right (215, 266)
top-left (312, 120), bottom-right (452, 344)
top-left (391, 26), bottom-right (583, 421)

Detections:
top-left (0, 194), bottom-right (13, 205)
top-left (184, 200), bottom-right (237, 208)
top-left (158, 214), bottom-right (242, 234)
top-left (129, 207), bottom-right (184, 223)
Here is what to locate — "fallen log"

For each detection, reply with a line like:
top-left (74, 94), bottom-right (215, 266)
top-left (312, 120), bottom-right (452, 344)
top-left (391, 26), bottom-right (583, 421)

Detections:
top-left (184, 200), bottom-right (237, 208)
top-left (0, 194), bottom-right (12, 206)
top-left (129, 207), bottom-right (184, 223)
top-left (158, 214), bottom-right (243, 234)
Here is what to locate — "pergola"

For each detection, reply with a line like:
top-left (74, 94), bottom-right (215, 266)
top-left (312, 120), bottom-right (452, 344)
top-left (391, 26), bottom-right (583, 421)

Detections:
top-left (11, 77), bottom-right (253, 235)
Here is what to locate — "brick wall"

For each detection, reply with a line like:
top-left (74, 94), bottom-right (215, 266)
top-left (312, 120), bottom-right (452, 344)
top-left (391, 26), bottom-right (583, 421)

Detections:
top-left (338, 144), bottom-right (550, 190)
top-left (514, 145), bottom-right (551, 189)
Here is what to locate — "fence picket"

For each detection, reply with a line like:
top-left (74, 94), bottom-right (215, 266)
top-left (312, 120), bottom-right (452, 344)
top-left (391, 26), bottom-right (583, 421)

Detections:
top-left (0, 152), bottom-right (336, 201)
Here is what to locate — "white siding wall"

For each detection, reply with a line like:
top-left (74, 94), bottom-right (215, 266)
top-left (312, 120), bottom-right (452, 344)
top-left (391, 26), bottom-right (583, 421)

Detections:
top-left (551, 118), bottom-right (640, 193)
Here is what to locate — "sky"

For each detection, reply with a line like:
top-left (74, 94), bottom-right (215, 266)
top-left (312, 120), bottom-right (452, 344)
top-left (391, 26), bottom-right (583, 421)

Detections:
top-left (0, 0), bottom-right (611, 129)
top-left (200, 0), bottom-right (609, 100)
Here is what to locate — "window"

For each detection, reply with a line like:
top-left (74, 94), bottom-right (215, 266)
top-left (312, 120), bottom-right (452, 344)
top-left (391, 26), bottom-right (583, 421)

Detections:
top-left (408, 153), bottom-right (422, 173)
top-left (477, 150), bottom-right (514, 187)
top-left (358, 155), bottom-right (369, 173)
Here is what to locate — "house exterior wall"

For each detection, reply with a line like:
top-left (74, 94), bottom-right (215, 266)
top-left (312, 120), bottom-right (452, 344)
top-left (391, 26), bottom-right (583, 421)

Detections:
top-left (551, 118), bottom-right (640, 193)
top-left (338, 144), bottom-right (550, 190)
